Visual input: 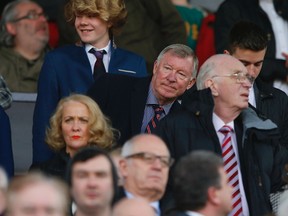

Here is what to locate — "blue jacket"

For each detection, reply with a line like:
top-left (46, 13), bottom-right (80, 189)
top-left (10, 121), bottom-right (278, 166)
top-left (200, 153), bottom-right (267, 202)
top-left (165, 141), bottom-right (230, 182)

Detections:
top-left (0, 106), bottom-right (14, 178)
top-left (32, 43), bottom-right (147, 163)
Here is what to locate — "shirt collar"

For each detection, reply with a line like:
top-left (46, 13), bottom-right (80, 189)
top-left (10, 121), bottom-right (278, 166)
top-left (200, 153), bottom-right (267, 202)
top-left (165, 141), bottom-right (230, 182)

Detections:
top-left (85, 40), bottom-right (111, 55)
top-left (146, 83), bottom-right (173, 114)
top-left (212, 112), bottom-right (234, 132)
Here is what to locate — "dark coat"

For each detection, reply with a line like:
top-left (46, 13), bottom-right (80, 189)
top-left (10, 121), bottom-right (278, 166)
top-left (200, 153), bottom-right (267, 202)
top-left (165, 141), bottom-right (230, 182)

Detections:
top-left (87, 73), bottom-right (182, 145)
top-left (31, 149), bottom-right (70, 180)
top-left (0, 106), bottom-right (14, 178)
top-left (156, 88), bottom-right (284, 216)
top-left (254, 79), bottom-right (288, 152)
top-left (215, 0), bottom-right (288, 84)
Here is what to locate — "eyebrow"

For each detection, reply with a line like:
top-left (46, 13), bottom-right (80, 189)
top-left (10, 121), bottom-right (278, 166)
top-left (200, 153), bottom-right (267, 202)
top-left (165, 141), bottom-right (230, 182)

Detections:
top-left (239, 59), bottom-right (264, 65)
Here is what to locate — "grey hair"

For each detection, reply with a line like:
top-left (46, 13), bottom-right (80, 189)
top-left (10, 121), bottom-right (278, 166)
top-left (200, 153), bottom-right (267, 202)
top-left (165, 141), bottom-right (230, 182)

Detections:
top-left (0, 167), bottom-right (8, 190)
top-left (0, 0), bottom-right (32, 46)
top-left (156, 44), bottom-right (199, 79)
top-left (196, 61), bottom-right (216, 90)
top-left (121, 139), bottom-right (134, 158)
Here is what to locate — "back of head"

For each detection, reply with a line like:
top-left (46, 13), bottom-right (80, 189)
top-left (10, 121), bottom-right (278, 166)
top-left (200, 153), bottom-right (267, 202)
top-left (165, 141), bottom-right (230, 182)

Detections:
top-left (6, 172), bottom-right (70, 216)
top-left (173, 150), bottom-right (223, 211)
top-left (228, 21), bottom-right (268, 54)
top-left (112, 198), bottom-right (155, 216)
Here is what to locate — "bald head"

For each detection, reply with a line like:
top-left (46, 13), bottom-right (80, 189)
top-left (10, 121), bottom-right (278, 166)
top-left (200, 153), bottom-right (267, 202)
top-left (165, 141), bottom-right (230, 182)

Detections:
top-left (112, 198), bottom-right (155, 216)
top-left (120, 134), bottom-right (171, 202)
top-left (196, 54), bottom-right (248, 90)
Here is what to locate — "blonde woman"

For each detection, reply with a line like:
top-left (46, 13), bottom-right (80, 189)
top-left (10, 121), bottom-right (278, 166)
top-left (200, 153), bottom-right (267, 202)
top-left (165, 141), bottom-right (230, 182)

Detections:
top-left (31, 94), bottom-right (117, 179)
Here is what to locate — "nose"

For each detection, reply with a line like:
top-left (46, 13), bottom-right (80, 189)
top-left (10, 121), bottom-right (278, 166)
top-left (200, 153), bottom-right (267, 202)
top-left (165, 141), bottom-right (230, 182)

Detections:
top-left (166, 71), bottom-right (177, 82)
top-left (72, 121), bottom-right (80, 131)
top-left (242, 78), bottom-right (252, 89)
top-left (151, 157), bottom-right (163, 170)
top-left (246, 65), bottom-right (257, 78)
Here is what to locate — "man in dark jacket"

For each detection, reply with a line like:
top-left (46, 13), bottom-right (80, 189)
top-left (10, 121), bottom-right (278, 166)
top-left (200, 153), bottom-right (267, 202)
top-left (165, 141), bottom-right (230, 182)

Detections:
top-left (156, 54), bottom-right (284, 216)
top-left (223, 21), bottom-right (288, 161)
top-left (215, 0), bottom-right (288, 87)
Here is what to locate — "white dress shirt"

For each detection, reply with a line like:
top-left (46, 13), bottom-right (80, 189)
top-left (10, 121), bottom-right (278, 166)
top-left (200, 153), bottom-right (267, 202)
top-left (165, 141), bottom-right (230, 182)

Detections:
top-left (213, 113), bottom-right (249, 216)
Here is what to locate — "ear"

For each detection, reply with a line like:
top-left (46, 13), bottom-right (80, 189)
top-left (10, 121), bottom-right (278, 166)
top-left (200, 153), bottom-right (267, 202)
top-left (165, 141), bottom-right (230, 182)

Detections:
top-left (153, 60), bottom-right (158, 75)
top-left (186, 77), bottom-right (196, 90)
top-left (223, 50), bottom-right (230, 55)
top-left (206, 79), bottom-right (219, 96)
top-left (6, 22), bottom-right (17, 35)
top-left (207, 187), bottom-right (221, 205)
top-left (119, 159), bottom-right (128, 178)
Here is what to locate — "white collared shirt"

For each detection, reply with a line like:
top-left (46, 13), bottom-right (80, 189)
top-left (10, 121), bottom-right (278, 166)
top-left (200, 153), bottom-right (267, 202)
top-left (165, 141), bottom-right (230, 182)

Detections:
top-left (249, 85), bottom-right (256, 108)
top-left (260, 0), bottom-right (288, 59)
top-left (124, 190), bottom-right (160, 216)
top-left (212, 113), bottom-right (249, 216)
top-left (186, 211), bottom-right (205, 216)
top-left (85, 41), bottom-right (111, 73)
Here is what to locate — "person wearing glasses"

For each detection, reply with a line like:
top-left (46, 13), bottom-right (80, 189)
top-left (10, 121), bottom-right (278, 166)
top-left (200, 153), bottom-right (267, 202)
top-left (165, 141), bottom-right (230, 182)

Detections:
top-left (0, 0), bottom-right (49, 92)
top-left (156, 54), bottom-right (285, 216)
top-left (117, 134), bottom-right (173, 216)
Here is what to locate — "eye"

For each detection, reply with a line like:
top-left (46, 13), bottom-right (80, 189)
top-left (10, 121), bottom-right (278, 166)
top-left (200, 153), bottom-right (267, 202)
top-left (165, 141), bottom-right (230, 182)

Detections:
top-left (254, 62), bottom-right (263, 67)
top-left (176, 72), bottom-right (187, 80)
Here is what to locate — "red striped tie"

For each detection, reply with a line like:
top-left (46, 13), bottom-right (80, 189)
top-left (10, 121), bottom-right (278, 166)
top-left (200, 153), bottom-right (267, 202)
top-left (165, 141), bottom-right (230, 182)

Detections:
top-left (219, 125), bottom-right (243, 216)
top-left (145, 105), bottom-right (164, 134)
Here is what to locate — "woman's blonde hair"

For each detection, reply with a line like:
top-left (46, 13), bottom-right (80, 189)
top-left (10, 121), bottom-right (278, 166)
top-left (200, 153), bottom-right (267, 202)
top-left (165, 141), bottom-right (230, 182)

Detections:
top-left (45, 94), bottom-right (117, 151)
top-left (65, 0), bottom-right (127, 36)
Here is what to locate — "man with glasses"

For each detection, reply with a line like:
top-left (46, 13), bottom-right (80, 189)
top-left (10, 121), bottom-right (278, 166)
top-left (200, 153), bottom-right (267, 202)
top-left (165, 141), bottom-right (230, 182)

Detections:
top-left (156, 54), bottom-right (285, 216)
top-left (0, 0), bottom-right (49, 92)
top-left (118, 134), bottom-right (173, 216)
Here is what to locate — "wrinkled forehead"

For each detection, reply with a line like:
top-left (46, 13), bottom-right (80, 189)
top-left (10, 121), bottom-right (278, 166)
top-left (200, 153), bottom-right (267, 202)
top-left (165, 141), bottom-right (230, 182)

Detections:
top-left (16, 2), bottom-right (42, 16)
top-left (217, 57), bottom-right (248, 76)
top-left (132, 137), bottom-right (170, 156)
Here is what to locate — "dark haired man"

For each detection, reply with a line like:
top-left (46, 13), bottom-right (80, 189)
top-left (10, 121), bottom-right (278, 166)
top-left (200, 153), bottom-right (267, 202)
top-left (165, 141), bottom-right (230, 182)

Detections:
top-left (67, 147), bottom-right (119, 216)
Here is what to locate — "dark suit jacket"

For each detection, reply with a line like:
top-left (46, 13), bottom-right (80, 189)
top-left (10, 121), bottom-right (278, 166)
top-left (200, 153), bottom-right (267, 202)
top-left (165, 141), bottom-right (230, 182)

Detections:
top-left (87, 73), bottom-right (182, 145)
top-left (0, 106), bottom-right (14, 178)
top-left (32, 43), bottom-right (147, 163)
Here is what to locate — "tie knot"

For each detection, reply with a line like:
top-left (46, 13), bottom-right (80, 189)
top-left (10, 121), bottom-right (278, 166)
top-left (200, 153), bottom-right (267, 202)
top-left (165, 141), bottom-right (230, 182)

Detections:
top-left (89, 48), bottom-right (106, 59)
top-left (152, 105), bottom-right (164, 115)
top-left (219, 125), bottom-right (233, 135)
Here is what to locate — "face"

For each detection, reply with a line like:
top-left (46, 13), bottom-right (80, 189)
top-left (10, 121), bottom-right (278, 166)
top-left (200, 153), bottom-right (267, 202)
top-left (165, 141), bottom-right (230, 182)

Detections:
top-left (8, 183), bottom-right (64, 216)
top-left (61, 101), bottom-right (90, 156)
top-left (217, 168), bottom-right (233, 215)
top-left (9, 2), bottom-right (49, 46)
top-left (120, 135), bottom-right (170, 201)
top-left (211, 57), bottom-right (251, 111)
top-left (231, 48), bottom-right (266, 78)
top-left (71, 156), bottom-right (114, 211)
top-left (151, 52), bottom-right (195, 105)
top-left (75, 15), bottom-right (110, 48)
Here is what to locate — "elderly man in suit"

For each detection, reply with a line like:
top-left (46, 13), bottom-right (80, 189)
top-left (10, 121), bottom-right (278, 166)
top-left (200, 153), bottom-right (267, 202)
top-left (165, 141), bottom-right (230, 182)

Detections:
top-left (87, 43), bottom-right (197, 145)
top-left (32, 0), bottom-right (148, 164)
top-left (157, 54), bottom-right (285, 215)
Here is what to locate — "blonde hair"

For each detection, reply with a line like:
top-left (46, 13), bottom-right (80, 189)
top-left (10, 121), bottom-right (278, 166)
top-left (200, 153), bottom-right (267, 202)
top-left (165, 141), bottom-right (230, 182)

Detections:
top-left (45, 94), bottom-right (116, 151)
top-left (65, 0), bottom-right (127, 36)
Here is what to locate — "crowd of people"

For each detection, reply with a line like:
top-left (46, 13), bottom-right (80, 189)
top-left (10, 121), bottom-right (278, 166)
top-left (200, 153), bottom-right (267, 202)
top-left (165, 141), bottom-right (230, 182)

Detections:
top-left (1, 0), bottom-right (288, 215)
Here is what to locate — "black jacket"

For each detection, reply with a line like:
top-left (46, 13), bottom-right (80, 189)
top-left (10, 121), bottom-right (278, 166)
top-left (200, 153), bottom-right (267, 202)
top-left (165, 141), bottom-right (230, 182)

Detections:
top-left (30, 149), bottom-right (70, 180)
top-left (215, 0), bottom-right (288, 84)
top-left (254, 80), bottom-right (288, 151)
top-left (156, 88), bottom-right (284, 216)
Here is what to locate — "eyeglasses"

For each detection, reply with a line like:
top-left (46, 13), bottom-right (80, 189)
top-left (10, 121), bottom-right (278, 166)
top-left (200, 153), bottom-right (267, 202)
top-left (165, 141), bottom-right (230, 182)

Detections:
top-left (125, 152), bottom-right (174, 168)
top-left (212, 72), bottom-right (255, 84)
top-left (162, 65), bottom-right (192, 81)
top-left (13, 11), bottom-right (48, 22)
